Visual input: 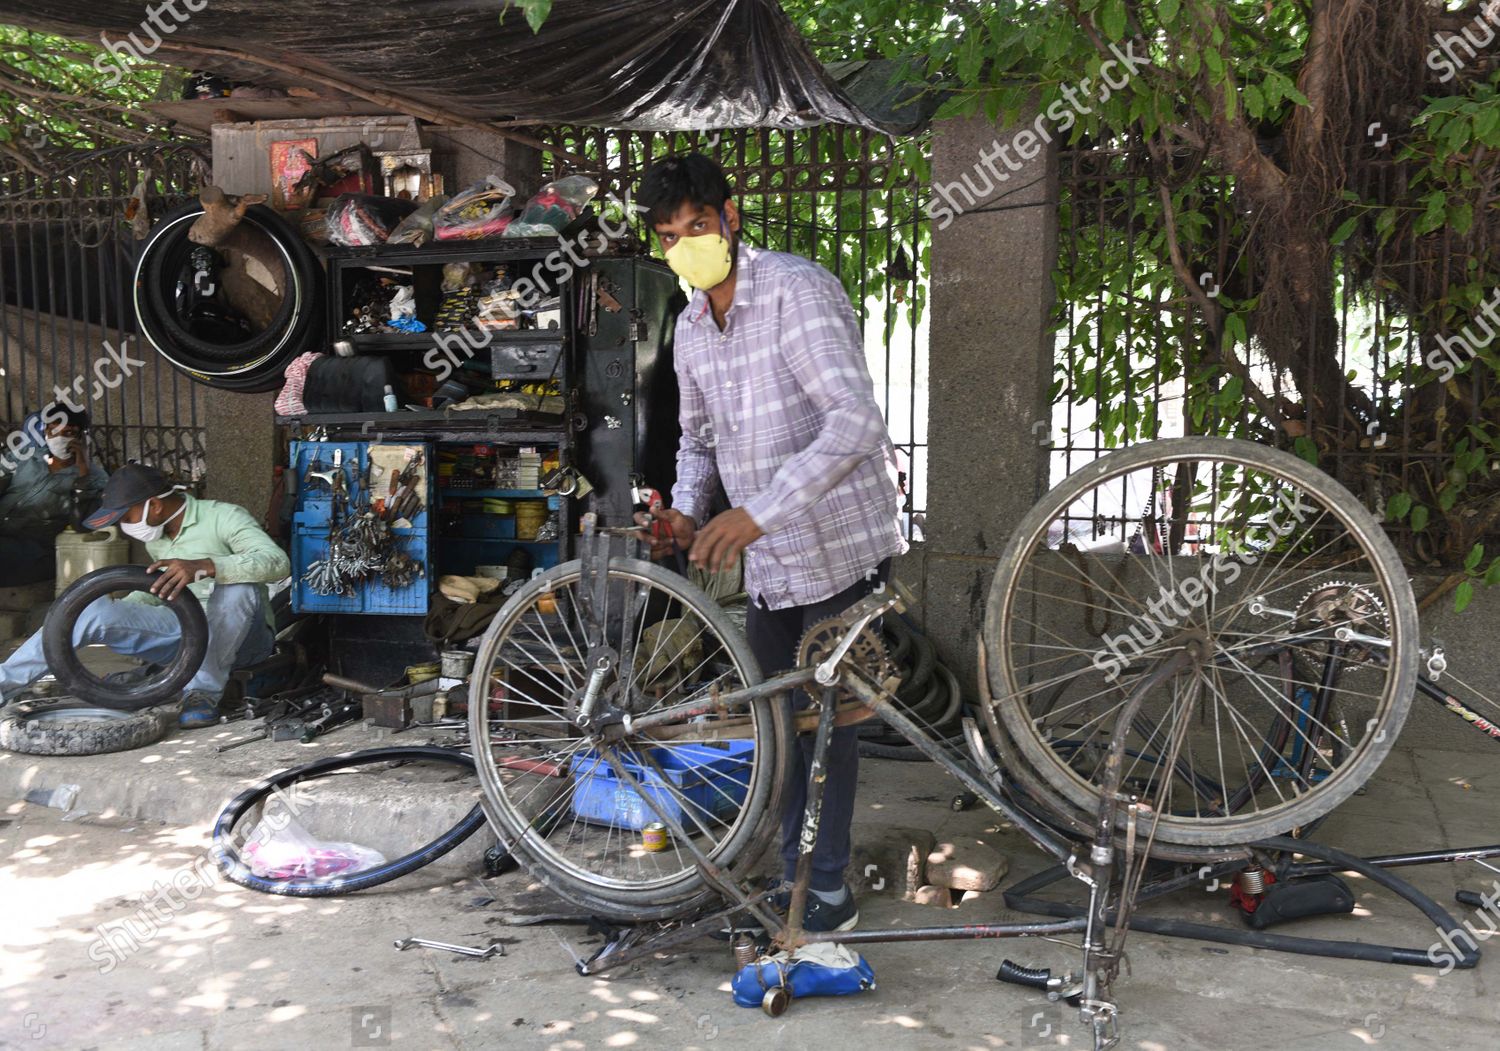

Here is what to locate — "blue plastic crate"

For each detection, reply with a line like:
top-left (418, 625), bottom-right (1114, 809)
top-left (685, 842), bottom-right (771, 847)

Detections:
top-left (568, 742), bottom-right (755, 831)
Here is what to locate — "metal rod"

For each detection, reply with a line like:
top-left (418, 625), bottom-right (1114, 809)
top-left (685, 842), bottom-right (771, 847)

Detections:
top-left (781, 686), bottom-right (840, 950)
top-left (618, 666), bottom-right (817, 734)
top-left (843, 672), bottom-right (1073, 861)
top-left (1284, 844), bottom-right (1500, 879)
top-left (798, 917), bottom-right (1088, 946)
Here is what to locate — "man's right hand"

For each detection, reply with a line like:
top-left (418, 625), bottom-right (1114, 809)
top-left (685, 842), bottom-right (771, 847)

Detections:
top-left (633, 504), bottom-right (695, 560)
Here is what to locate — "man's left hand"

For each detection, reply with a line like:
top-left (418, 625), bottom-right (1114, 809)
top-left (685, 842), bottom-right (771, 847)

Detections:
top-left (689, 508), bottom-right (763, 573)
top-left (148, 557), bottom-right (215, 600)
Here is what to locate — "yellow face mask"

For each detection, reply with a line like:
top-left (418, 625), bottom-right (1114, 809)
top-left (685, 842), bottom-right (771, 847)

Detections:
top-left (663, 217), bottom-right (734, 290)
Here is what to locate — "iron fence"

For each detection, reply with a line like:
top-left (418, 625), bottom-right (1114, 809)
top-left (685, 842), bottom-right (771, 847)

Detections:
top-left (539, 126), bottom-right (930, 540)
top-left (0, 142), bottom-right (209, 482)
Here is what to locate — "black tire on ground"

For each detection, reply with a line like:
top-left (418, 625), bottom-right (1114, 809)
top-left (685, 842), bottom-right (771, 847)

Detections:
top-left (42, 565), bottom-right (208, 710)
top-left (133, 201), bottom-right (323, 393)
top-left (0, 700), bottom-right (173, 755)
top-left (212, 747), bottom-right (488, 897)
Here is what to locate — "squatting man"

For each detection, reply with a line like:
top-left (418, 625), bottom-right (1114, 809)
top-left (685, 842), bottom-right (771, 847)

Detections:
top-left (0, 463), bottom-right (290, 728)
top-left (633, 153), bottom-right (908, 933)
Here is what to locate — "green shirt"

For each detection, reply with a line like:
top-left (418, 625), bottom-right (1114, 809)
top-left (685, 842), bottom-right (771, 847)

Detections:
top-left (122, 495), bottom-right (291, 616)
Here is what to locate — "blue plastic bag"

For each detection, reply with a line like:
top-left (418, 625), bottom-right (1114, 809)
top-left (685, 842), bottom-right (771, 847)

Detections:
top-left (732, 942), bottom-right (876, 1007)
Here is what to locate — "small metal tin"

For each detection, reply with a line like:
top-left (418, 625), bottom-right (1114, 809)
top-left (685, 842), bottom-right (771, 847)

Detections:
top-left (642, 822), bottom-right (670, 852)
top-left (732, 933), bottom-right (758, 970)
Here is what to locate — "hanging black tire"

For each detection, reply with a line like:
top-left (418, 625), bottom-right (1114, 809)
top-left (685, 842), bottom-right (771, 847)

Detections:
top-left (133, 201), bottom-right (322, 392)
top-left (42, 565), bottom-right (209, 710)
top-left (0, 699), bottom-right (174, 755)
top-left (211, 746), bottom-right (488, 897)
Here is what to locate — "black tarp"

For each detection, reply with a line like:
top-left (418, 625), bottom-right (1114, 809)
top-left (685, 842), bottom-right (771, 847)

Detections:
top-left (1, 0), bottom-right (920, 132)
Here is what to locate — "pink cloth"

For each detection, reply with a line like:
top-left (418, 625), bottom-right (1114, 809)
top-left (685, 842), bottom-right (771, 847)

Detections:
top-left (274, 352), bottom-right (324, 416)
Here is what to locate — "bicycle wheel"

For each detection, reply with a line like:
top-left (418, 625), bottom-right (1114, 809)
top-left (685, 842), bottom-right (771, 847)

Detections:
top-left (468, 556), bottom-right (791, 921)
top-left (984, 437), bottom-right (1417, 847)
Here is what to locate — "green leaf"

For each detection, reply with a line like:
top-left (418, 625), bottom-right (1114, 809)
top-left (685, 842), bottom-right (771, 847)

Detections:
top-left (1411, 504), bottom-right (1430, 532)
top-left (1465, 543), bottom-right (1486, 572)
top-left (1159, 0), bottom-right (1180, 23)
top-left (1485, 557), bottom-right (1500, 587)
top-left (1456, 579), bottom-right (1475, 614)
top-left (1386, 491), bottom-right (1413, 521)
top-left (522, 0), bottom-right (553, 33)
top-left (1243, 82), bottom-right (1266, 120)
top-left (1203, 47), bottom-right (1224, 80)
top-left (1450, 200), bottom-right (1475, 235)
top-left (1098, 0), bottom-right (1126, 41)
top-left (1293, 436), bottom-right (1319, 464)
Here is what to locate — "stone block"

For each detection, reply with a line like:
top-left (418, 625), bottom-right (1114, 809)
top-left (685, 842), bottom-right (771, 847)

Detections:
top-left (912, 884), bottom-right (950, 908)
top-left (0, 580), bottom-right (52, 612)
top-left (0, 609), bottom-right (27, 640)
top-left (848, 825), bottom-right (937, 900)
top-left (926, 839), bottom-right (1009, 892)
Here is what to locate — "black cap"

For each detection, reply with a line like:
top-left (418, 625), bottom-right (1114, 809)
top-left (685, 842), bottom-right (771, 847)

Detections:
top-left (83, 464), bottom-right (173, 529)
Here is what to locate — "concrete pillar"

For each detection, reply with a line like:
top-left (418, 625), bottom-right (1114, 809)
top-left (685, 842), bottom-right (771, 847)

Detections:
top-left (912, 108), bottom-right (1059, 695)
top-left (201, 386), bottom-right (279, 521)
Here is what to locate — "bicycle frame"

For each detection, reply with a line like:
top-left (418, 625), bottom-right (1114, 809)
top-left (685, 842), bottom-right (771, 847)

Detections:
top-left (548, 522), bottom-right (1481, 1051)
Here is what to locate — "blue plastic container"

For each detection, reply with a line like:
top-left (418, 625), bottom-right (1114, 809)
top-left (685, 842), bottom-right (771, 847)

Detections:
top-left (569, 742), bottom-right (755, 831)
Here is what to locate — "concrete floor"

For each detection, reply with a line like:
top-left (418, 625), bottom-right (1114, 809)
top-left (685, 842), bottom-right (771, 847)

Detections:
top-left (2, 733), bottom-right (1499, 1051)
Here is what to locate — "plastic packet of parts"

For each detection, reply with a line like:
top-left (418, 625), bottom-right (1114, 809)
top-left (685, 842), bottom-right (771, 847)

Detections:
top-left (240, 813), bottom-right (387, 880)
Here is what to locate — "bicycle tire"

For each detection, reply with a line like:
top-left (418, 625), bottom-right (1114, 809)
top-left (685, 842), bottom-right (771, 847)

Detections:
top-left (211, 746), bottom-right (486, 897)
top-left (42, 565), bottom-right (208, 709)
top-left (469, 557), bottom-right (792, 922)
top-left (985, 437), bottom-right (1418, 847)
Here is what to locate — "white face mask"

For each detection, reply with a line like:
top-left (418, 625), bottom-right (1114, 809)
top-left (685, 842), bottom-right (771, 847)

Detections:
top-left (45, 435), bottom-right (75, 460)
top-left (121, 496), bottom-right (185, 543)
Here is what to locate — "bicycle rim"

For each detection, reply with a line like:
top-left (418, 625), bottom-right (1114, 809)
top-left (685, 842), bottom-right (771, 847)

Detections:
top-left (985, 437), bottom-right (1417, 847)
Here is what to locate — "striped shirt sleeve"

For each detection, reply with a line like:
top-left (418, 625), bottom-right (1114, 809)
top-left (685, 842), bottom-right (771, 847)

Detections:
top-left (669, 355), bottom-right (720, 525)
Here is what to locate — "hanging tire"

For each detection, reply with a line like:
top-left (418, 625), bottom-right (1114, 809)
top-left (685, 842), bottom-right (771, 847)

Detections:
top-left (0, 699), bottom-right (173, 755)
top-left (133, 201), bottom-right (322, 392)
top-left (42, 565), bottom-right (209, 710)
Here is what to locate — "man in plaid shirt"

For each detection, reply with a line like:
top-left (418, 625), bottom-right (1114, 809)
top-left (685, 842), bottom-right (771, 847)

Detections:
top-left (637, 153), bottom-right (907, 932)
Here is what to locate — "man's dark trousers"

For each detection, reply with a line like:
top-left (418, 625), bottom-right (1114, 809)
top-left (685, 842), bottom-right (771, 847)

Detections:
top-left (743, 559), bottom-right (890, 891)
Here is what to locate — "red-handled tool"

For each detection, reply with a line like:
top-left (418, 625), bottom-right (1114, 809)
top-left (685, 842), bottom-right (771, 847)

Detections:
top-left (630, 474), bottom-right (687, 572)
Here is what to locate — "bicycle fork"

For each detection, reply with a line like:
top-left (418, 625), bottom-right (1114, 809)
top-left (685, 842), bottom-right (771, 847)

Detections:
top-left (1069, 646), bottom-right (1197, 1051)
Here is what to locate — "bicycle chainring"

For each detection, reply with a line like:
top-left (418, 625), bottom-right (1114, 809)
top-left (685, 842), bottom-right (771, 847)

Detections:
top-left (1295, 580), bottom-right (1389, 659)
top-left (796, 617), bottom-right (893, 700)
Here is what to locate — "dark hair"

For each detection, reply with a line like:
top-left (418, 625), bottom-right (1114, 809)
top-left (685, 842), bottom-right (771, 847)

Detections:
top-left (636, 153), bottom-right (732, 227)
